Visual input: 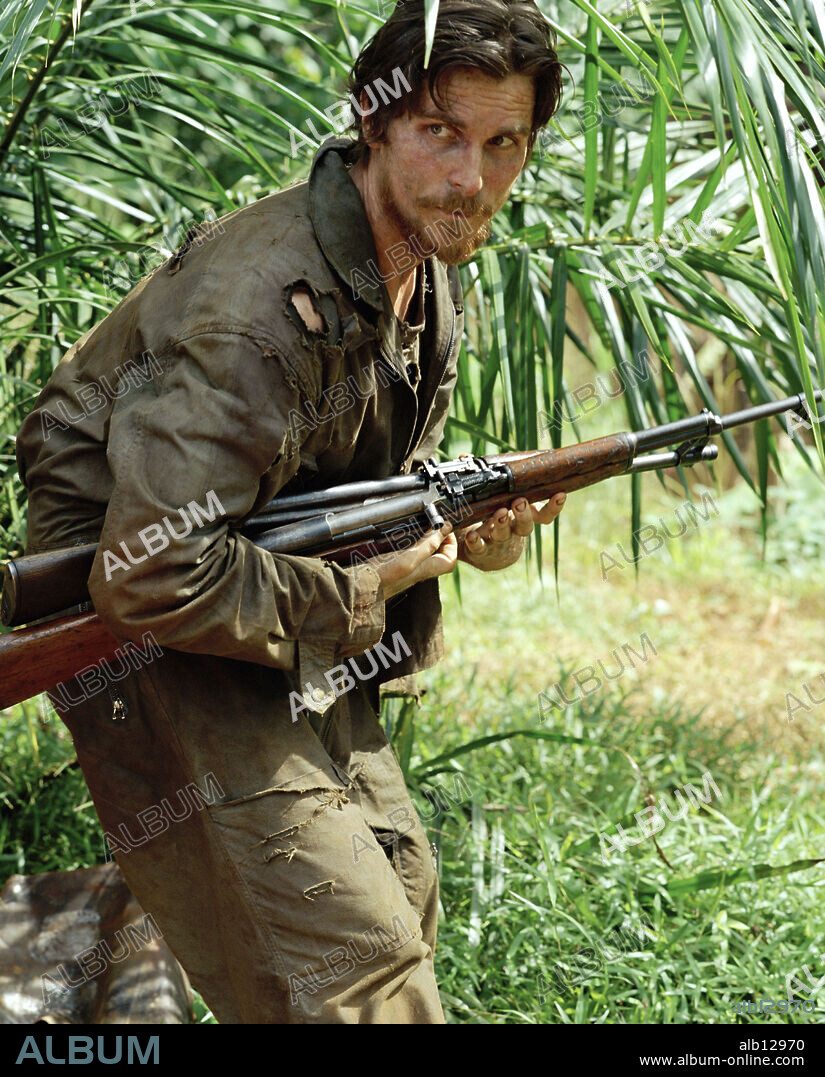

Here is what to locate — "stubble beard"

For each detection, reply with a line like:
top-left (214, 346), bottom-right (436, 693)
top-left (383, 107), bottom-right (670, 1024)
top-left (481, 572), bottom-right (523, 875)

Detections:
top-left (377, 172), bottom-right (493, 267)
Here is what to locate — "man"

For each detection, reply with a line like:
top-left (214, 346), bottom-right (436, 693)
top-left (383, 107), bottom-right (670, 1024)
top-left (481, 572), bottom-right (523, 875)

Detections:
top-left (15, 0), bottom-right (565, 1022)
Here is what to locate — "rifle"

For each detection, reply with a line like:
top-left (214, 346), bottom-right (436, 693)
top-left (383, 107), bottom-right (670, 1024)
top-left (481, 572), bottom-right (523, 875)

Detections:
top-left (1, 390), bottom-right (821, 711)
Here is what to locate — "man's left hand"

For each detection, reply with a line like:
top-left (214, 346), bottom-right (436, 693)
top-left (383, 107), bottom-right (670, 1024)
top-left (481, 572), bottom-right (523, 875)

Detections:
top-left (458, 492), bottom-right (567, 572)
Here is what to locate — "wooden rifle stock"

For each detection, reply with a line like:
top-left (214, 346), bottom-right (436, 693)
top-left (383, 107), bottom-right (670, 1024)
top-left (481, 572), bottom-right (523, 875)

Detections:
top-left (0, 614), bottom-right (124, 710)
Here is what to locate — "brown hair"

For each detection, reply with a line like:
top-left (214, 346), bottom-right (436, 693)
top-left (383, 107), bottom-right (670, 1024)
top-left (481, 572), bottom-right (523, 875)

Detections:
top-left (347, 0), bottom-right (564, 162)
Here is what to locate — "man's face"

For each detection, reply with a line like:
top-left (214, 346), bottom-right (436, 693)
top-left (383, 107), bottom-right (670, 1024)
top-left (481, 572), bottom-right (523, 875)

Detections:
top-left (366, 67), bottom-right (535, 265)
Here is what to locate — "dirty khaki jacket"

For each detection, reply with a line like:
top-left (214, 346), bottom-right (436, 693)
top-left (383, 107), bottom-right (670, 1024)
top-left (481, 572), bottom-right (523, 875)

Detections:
top-left (15, 137), bottom-right (465, 718)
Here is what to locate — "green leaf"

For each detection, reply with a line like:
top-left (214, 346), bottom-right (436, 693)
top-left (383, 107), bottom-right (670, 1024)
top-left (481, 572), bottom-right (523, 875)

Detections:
top-left (639, 859), bottom-right (824, 897)
top-left (583, 15), bottom-right (599, 238)
top-left (423, 0), bottom-right (439, 69)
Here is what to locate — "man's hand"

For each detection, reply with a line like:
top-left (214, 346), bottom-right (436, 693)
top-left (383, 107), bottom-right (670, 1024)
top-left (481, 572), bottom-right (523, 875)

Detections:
top-left (367, 523), bottom-right (458, 600)
top-left (458, 492), bottom-right (567, 572)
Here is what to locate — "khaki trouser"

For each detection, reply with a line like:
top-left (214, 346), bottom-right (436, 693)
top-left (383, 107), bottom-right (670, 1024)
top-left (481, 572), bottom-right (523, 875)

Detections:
top-left (52, 650), bottom-right (444, 1024)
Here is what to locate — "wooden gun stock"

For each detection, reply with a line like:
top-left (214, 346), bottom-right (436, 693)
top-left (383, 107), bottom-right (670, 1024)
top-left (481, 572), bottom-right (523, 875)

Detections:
top-left (2, 544), bottom-right (96, 628)
top-left (0, 614), bottom-right (123, 710)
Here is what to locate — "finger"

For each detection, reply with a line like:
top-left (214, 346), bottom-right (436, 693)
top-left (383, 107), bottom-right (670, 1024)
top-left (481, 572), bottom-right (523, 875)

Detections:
top-left (511, 497), bottom-right (535, 538)
top-left (488, 508), bottom-right (513, 543)
top-left (474, 504), bottom-right (508, 541)
top-left (413, 533), bottom-right (458, 584)
top-left (428, 521), bottom-right (454, 550)
top-left (464, 529), bottom-right (486, 557)
top-left (409, 522), bottom-right (453, 564)
top-left (532, 492), bottom-right (567, 526)
top-left (431, 533), bottom-right (459, 573)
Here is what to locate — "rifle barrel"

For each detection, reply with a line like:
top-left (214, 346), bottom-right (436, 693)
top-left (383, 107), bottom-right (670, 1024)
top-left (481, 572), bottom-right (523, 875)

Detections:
top-left (720, 390), bottom-right (824, 431)
top-left (632, 390), bottom-right (824, 453)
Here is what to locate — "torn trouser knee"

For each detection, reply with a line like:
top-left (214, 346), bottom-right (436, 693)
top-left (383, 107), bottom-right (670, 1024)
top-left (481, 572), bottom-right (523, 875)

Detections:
top-left (206, 773), bottom-right (443, 1022)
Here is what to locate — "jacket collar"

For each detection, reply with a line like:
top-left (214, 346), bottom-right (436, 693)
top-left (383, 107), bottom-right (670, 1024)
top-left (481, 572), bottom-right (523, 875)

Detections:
top-left (308, 137), bottom-right (387, 314)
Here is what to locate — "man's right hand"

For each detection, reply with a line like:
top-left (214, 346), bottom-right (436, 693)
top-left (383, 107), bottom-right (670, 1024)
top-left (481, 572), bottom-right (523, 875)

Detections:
top-left (367, 523), bottom-right (458, 600)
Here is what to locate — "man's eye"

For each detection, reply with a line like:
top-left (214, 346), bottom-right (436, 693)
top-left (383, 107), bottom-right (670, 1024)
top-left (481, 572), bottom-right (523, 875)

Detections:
top-left (429, 124), bottom-right (449, 138)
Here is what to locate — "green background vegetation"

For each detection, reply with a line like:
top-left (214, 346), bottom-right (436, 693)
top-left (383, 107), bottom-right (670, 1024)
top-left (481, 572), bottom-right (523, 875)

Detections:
top-left (1, 0), bottom-right (824, 1024)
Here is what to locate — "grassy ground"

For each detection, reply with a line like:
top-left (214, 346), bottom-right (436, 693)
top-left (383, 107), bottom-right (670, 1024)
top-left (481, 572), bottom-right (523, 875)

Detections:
top-left (1, 443), bottom-right (823, 1024)
top-left (414, 684), bottom-right (824, 1023)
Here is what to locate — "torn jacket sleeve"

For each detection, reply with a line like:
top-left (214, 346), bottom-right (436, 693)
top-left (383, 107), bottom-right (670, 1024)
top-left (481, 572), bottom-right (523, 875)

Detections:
top-left (87, 331), bottom-right (385, 710)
